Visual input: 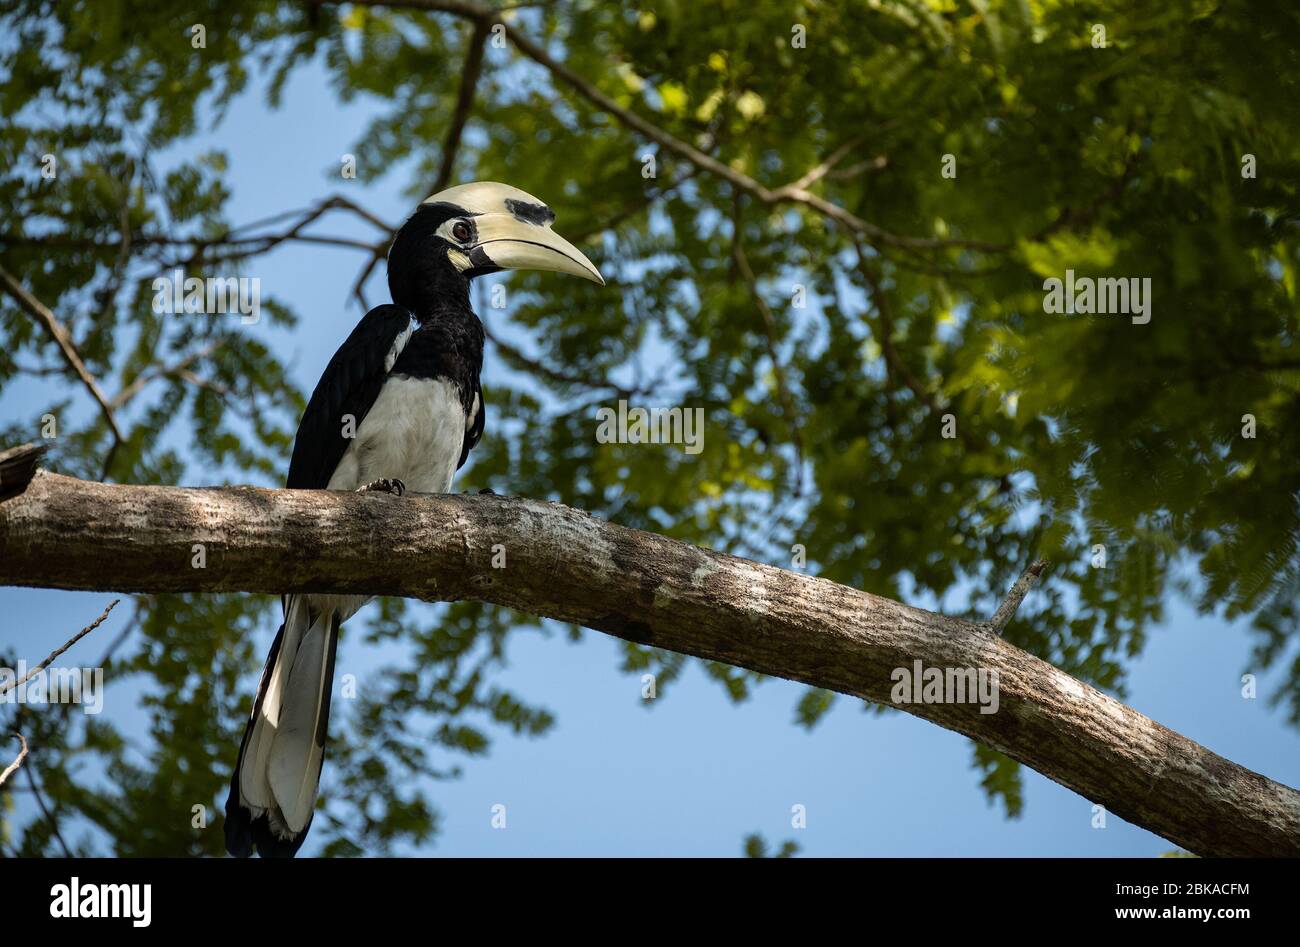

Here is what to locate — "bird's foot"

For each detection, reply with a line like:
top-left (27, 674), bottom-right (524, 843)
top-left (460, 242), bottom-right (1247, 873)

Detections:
top-left (478, 487), bottom-right (496, 495)
top-left (358, 478), bottom-right (406, 497)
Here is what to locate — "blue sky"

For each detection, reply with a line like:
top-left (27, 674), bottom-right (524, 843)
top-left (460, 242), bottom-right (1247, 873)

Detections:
top-left (3, 53), bottom-right (1297, 857)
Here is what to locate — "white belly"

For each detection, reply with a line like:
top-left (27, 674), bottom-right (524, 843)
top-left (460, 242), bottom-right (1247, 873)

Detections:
top-left (326, 375), bottom-right (467, 494)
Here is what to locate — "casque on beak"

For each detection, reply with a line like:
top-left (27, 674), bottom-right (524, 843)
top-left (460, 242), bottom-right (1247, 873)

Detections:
top-left (468, 213), bottom-right (604, 285)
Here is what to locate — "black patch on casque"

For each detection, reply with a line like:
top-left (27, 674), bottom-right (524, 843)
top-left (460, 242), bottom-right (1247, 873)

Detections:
top-left (505, 198), bottom-right (555, 226)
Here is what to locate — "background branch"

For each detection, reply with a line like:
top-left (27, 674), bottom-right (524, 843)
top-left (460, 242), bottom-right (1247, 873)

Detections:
top-left (0, 733), bottom-right (27, 788)
top-left (308, 0), bottom-right (1003, 252)
top-left (0, 599), bottom-right (119, 698)
top-left (731, 222), bottom-right (805, 495)
top-left (0, 264), bottom-right (126, 449)
top-left (430, 19), bottom-right (491, 197)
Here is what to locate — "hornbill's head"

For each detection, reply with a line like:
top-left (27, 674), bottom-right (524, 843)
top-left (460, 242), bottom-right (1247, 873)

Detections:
top-left (387, 181), bottom-right (603, 312)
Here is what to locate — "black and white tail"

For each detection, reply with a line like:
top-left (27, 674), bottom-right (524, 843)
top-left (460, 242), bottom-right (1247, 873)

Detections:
top-left (224, 596), bottom-right (340, 858)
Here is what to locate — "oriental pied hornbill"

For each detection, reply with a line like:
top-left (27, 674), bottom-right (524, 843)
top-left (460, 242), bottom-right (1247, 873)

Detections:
top-left (224, 182), bottom-right (603, 857)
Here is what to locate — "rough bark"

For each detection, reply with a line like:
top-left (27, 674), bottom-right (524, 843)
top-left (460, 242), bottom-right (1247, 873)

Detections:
top-left (2, 464), bottom-right (1298, 857)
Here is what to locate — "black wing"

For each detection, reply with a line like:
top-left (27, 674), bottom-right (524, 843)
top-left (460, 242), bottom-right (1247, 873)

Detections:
top-left (286, 304), bottom-right (413, 489)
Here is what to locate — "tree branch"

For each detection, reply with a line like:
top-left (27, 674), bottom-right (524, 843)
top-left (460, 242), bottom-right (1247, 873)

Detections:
top-left (0, 733), bottom-right (28, 788)
top-left (0, 599), bottom-right (119, 699)
top-left (347, 16), bottom-right (490, 312)
top-left (0, 196), bottom-right (390, 261)
top-left (24, 753), bottom-right (72, 858)
top-left (110, 341), bottom-right (223, 411)
top-left (986, 560), bottom-right (1048, 635)
top-left (854, 241), bottom-right (945, 413)
top-left (0, 264), bottom-right (126, 448)
top-left (429, 18), bottom-right (491, 197)
top-left (1, 465), bottom-right (1297, 857)
top-left (731, 220), bottom-right (805, 495)
top-left (483, 325), bottom-right (654, 400)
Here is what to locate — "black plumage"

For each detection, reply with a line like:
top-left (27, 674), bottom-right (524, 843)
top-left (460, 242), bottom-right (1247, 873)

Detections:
top-left (286, 304), bottom-right (415, 490)
top-left (390, 314), bottom-right (485, 467)
top-left (223, 182), bottom-right (600, 857)
top-left (225, 212), bottom-right (486, 859)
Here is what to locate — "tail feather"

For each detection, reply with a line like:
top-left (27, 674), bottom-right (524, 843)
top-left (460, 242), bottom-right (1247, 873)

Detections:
top-left (224, 596), bottom-right (340, 858)
top-left (223, 618), bottom-right (286, 859)
top-left (240, 596), bottom-right (308, 812)
top-left (268, 611), bottom-right (340, 834)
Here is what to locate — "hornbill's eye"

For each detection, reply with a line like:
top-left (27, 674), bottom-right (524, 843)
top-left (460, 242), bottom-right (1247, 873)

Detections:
top-left (451, 221), bottom-right (472, 243)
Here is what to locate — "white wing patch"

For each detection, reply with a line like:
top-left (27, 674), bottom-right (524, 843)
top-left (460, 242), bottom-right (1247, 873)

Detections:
top-left (384, 318), bottom-right (415, 372)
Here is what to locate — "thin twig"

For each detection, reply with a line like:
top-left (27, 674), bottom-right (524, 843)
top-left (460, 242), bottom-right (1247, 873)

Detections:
top-left (111, 341), bottom-right (223, 410)
top-left (24, 759), bottom-right (72, 858)
top-left (0, 263), bottom-right (126, 449)
top-left (225, 193), bottom-right (394, 238)
top-left (0, 600), bottom-right (120, 698)
top-left (0, 205), bottom-right (384, 258)
top-left (571, 166), bottom-right (701, 244)
top-left (826, 155), bottom-right (890, 180)
top-left (731, 209), bottom-right (805, 496)
top-left (0, 733), bottom-right (28, 788)
top-left (349, 17), bottom-right (492, 312)
top-left (784, 135), bottom-right (878, 191)
top-left (853, 244), bottom-right (1012, 491)
top-left (90, 186), bottom-right (135, 335)
top-left (854, 240), bottom-right (942, 413)
top-left (429, 19), bottom-right (490, 197)
top-left (986, 560), bottom-right (1049, 636)
top-left (93, 597), bottom-right (146, 669)
top-left (350, 240), bottom-right (390, 311)
top-left (484, 324), bottom-right (654, 400)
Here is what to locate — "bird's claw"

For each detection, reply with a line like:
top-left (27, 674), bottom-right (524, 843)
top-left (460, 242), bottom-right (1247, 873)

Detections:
top-left (478, 487), bottom-right (497, 495)
top-left (359, 478), bottom-right (406, 497)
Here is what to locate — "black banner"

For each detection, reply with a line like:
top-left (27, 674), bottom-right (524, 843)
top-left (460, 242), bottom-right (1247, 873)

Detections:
top-left (0, 855), bottom-right (1285, 932)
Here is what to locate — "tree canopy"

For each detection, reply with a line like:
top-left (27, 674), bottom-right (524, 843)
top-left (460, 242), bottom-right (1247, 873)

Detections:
top-left (1, 0), bottom-right (1297, 855)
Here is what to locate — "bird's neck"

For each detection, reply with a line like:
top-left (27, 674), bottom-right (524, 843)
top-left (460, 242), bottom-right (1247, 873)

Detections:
top-left (406, 269), bottom-right (472, 316)
top-left (418, 298), bottom-right (482, 336)
top-left (392, 300), bottom-right (484, 390)
top-left (413, 299), bottom-right (484, 363)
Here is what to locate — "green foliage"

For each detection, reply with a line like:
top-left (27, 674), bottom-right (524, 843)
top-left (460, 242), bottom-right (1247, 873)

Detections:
top-left (743, 832), bottom-right (799, 858)
top-left (794, 688), bottom-right (836, 730)
top-left (973, 744), bottom-right (1023, 818)
top-left (2, 0), bottom-right (1298, 854)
